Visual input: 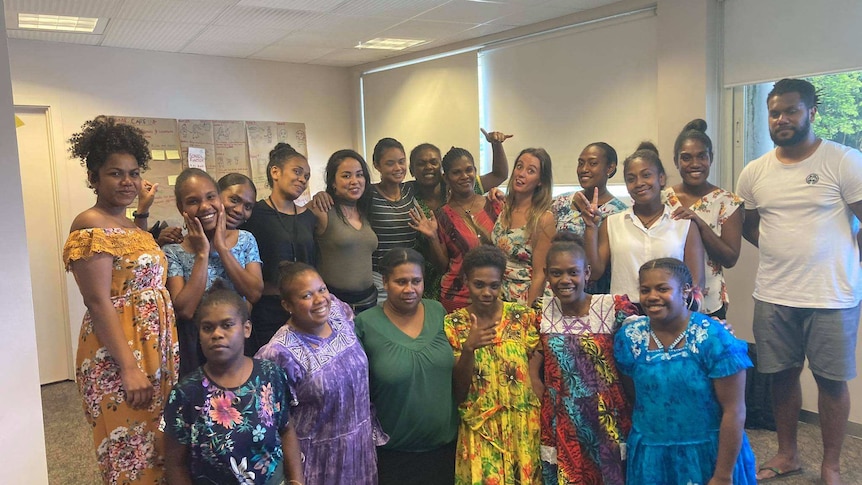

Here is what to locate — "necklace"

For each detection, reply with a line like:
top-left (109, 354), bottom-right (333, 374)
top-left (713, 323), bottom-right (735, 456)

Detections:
top-left (269, 195), bottom-right (299, 262)
top-left (634, 209), bottom-right (663, 228)
top-left (649, 326), bottom-right (687, 352)
top-left (452, 194), bottom-right (478, 216)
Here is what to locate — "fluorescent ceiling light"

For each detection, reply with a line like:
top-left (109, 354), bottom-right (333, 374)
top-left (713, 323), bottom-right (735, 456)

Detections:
top-left (356, 38), bottom-right (427, 50)
top-left (18, 13), bottom-right (99, 33)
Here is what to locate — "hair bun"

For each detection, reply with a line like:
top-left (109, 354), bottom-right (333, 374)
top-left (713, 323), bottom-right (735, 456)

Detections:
top-left (636, 141), bottom-right (659, 156)
top-left (269, 142), bottom-right (296, 159)
top-left (683, 119), bottom-right (707, 133)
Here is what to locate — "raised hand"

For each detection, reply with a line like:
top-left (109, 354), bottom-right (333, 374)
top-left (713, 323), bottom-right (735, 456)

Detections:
top-left (311, 191), bottom-right (334, 212)
top-left (486, 187), bottom-right (506, 203)
top-left (157, 226), bottom-right (183, 246)
top-left (576, 187), bottom-right (601, 227)
top-left (464, 313), bottom-right (497, 352)
top-left (137, 179), bottom-right (159, 213)
top-left (481, 128), bottom-right (513, 144)
top-left (212, 209), bottom-right (228, 252)
top-left (183, 212), bottom-right (210, 256)
top-left (408, 205), bottom-right (438, 239)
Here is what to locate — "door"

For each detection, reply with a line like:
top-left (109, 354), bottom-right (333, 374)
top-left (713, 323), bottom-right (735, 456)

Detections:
top-left (15, 106), bottom-right (72, 384)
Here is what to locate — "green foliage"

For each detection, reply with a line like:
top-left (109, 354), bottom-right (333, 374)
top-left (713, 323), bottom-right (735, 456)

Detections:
top-left (805, 72), bottom-right (862, 149)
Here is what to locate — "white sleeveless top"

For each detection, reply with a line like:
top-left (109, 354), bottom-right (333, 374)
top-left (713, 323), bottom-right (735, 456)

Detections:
top-left (606, 205), bottom-right (691, 302)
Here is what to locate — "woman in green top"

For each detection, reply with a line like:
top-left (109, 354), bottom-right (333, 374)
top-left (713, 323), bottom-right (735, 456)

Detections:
top-left (354, 248), bottom-right (459, 485)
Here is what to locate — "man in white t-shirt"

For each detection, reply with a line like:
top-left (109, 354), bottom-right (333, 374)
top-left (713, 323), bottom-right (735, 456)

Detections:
top-left (737, 78), bottom-right (862, 485)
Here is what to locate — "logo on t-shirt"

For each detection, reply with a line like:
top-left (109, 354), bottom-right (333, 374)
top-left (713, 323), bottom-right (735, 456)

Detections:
top-left (805, 173), bottom-right (819, 185)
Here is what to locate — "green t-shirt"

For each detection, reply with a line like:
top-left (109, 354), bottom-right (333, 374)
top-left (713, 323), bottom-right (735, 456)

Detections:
top-left (354, 299), bottom-right (459, 451)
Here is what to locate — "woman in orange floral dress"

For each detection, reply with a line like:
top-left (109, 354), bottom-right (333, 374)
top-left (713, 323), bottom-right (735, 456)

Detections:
top-left (63, 116), bottom-right (179, 484)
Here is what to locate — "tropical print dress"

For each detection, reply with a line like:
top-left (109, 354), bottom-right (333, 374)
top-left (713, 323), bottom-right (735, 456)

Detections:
top-left (491, 216), bottom-right (552, 305)
top-left (538, 294), bottom-right (638, 485)
top-left (162, 359), bottom-right (292, 485)
top-left (614, 313), bottom-right (757, 485)
top-left (444, 302), bottom-right (542, 485)
top-left (664, 188), bottom-right (743, 314)
top-left (63, 227), bottom-right (179, 485)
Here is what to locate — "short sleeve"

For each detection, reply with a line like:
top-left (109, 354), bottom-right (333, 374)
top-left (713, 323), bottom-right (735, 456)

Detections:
top-left (162, 385), bottom-right (193, 445)
top-left (444, 310), bottom-right (467, 359)
top-left (613, 318), bottom-right (644, 375)
top-left (839, 148), bottom-right (862, 204)
top-left (162, 244), bottom-right (186, 279)
top-left (255, 333), bottom-right (304, 401)
top-left (271, 364), bottom-right (293, 432)
top-left (523, 308), bottom-right (540, 353)
top-left (695, 315), bottom-right (753, 379)
top-left (736, 163), bottom-right (756, 210)
top-left (237, 230), bottom-right (262, 265)
top-left (612, 294), bottom-right (640, 332)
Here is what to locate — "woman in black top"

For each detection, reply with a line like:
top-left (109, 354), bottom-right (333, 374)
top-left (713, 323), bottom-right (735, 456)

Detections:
top-left (242, 143), bottom-right (317, 354)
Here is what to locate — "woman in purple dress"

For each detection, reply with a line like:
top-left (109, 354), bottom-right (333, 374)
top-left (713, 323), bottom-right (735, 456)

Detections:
top-left (256, 262), bottom-right (381, 485)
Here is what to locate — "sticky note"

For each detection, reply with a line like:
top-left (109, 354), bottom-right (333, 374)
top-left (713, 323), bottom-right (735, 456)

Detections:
top-left (165, 150), bottom-right (180, 160)
top-left (168, 175), bottom-right (178, 186)
top-left (150, 149), bottom-right (166, 160)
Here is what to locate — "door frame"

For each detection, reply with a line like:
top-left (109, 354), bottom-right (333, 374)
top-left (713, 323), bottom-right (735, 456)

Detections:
top-left (16, 104), bottom-right (74, 382)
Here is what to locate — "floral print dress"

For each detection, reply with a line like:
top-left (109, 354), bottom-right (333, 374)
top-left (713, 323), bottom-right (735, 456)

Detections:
top-left (162, 359), bottom-right (292, 484)
top-left (63, 228), bottom-right (179, 485)
top-left (492, 219), bottom-right (552, 305)
top-left (444, 302), bottom-right (542, 485)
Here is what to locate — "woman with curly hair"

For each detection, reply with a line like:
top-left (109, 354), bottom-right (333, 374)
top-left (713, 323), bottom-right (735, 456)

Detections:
top-left (62, 116), bottom-right (179, 484)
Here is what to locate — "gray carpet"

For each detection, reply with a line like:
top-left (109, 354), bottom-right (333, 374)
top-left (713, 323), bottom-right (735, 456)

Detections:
top-left (42, 380), bottom-right (862, 484)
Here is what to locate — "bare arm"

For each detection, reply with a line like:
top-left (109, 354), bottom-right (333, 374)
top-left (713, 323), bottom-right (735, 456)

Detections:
top-left (708, 371), bottom-right (747, 485)
top-left (408, 207), bottom-right (448, 272)
top-left (71, 253), bottom-right (154, 409)
top-left (528, 349), bottom-right (544, 399)
top-left (164, 433), bottom-right (193, 485)
top-left (742, 208), bottom-right (760, 247)
top-left (850, 200), bottom-right (862, 262)
top-left (280, 421), bottom-right (304, 483)
top-left (310, 203), bottom-right (329, 236)
top-left (134, 180), bottom-right (158, 230)
top-left (674, 205), bottom-right (743, 268)
top-left (212, 211), bottom-right (263, 303)
top-left (479, 129), bottom-right (512, 191)
top-left (166, 215), bottom-right (210, 321)
top-left (683, 222), bottom-right (706, 291)
top-left (526, 212), bottom-right (555, 305)
top-left (578, 190), bottom-right (610, 280)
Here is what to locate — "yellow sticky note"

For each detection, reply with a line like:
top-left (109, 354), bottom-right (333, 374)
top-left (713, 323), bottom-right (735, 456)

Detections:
top-left (165, 150), bottom-right (180, 160)
top-left (151, 149), bottom-right (166, 160)
top-left (168, 175), bottom-right (178, 186)
top-left (126, 208), bottom-right (135, 219)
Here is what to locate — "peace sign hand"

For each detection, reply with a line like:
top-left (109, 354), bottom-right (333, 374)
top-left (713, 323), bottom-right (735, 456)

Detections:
top-left (481, 128), bottom-right (513, 144)
top-left (576, 187), bottom-right (601, 228)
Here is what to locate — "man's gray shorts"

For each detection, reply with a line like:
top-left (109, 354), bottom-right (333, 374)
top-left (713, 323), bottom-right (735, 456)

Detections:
top-left (752, 299), bottom-right (860, 381)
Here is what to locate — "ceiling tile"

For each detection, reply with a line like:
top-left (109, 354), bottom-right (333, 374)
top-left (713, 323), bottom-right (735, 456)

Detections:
top-left (375, 18), bottom-right (479, 42)
top-left (212, 5), bottom-right (319, 29)
top-left (102, 18), bottom-right (205, 51)
top-left (490, 6), bottom-right (580, 26)
top-left (236, 0), bottom-right (344, 12)
top-left (416, 0), bottom-right (523, 23)
top-left (249, 44), bottom-right (336, 62)
top-left (331, 0), bottom-right (448, 19)
top-left (5, 0), bottom-right (124, 18)
top-left (312, 46), bottom-right (395, 66)
top-left (541, 0), bottom-right (619, 10)
top-left (299, 13), bottom-right (402, 37)
top-left (181, 40), bottom-right (266, 58)
top-left (6, 29), bottom-right (102, 45)
top-left (192, 24), bottom-right (291, 44)
top-left (275, 31), bottom-right (362, 49)
top-left (115, 0), bottom-right (235, 24)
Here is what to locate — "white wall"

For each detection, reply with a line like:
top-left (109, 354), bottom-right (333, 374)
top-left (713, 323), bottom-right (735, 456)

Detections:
top-left (0, 9), bottom-right (49, 484)
top-left (8, 38), bottom-right (354, 364)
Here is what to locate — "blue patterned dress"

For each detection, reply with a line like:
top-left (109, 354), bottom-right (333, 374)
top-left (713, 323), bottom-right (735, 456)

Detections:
top-left (613, 313), bottom-right (756, 485)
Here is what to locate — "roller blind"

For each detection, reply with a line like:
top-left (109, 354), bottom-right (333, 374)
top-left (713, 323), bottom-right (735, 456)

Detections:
top-left (479, 10), bottom-right (657, 185)
top-left (723, 0), bottom-right (862, 87)
top-left (362, 51), bottom-right (480, 172)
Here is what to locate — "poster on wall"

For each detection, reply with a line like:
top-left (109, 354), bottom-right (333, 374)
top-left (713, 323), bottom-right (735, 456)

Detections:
top-left (247, 120), bottom-right (308, 201)
top-left (178, 119), bottom-right (215, 172)
top-left (111, 116), bottom-right (183, 227)
top-left (212, 120), bottom-right (251, 181)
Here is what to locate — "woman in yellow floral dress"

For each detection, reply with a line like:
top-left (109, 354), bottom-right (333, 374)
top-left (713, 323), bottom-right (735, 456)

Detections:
top-left (445, 245), bottom-right (542, 485)
top-left (63, 116), bottom-right (179, 484)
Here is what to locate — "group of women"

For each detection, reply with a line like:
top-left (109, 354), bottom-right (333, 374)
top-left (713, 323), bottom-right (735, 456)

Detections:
top-left (64, 114), bottom-right (753, 485)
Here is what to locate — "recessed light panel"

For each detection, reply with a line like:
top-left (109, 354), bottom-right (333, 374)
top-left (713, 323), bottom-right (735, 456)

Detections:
top-left (356, 37), bottom-right (427, 50)
top-left (18, 13), bottom-right (99, 33)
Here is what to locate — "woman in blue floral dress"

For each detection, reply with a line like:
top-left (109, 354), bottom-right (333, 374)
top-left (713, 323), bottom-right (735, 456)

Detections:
top-left (613, 258), bottom-right (755, 484)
